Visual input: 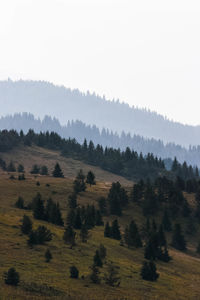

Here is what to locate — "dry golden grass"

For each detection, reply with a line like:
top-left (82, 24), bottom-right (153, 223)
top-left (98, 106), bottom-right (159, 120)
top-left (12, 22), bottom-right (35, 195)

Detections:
top-left (0, 145), bottom-right (132, 185)
top-left (0, 147), bottom-right (200, 299)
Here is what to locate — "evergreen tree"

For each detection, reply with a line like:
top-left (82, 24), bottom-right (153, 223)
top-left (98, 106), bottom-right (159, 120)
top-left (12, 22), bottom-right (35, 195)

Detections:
top-left (52, 163), bottom-right (64, 178)
top-left (93, 250), bottom-right (103, 267)
top-left (98, 196), bottom-right (107, 215)
top-left (95, 210), bottom-right (104, 226)
top-left (85, 205), bottom-right (96, 229)
top-left (107, 182), bottom-right (123, 216)
top-left (99, 244), bottom-right (107, 260)
top-left (21, 215), bottom-right (32, 235)
top-left (86, 171), bottom-right (96, 186)
top-left (28, 226), bottom-right (52, 246)
top-left (158, 225), bottom-right (166, 247)
top-left (141, 261), bottom-right (159, 281)
top-left (73, 169), bottom-right (86, 193)
top-left (7, 161), bottom-right (16, 172)
top-left (45, 249), bottom-right (52, 262)
top-left (104, 262), bottom-right (120, 287)
top-left (111, 220), bottom-right (121, 240)
top-left (80, 224), bottom-right (89, 242)
top-left (63, 225), bottom-right (76, 248)
top-left (143, 185), bottom-right (158, 216)
top-left (90, 265), bottom-right (101, 284)
top-left (68, 193), bottom-right (77, 209)
top-left (40, 165), bottom-right (48, 175)
top-left (130, 183), bottom-right (143, 203)
top-left (66, 209), bottom-right (76, 227)
top-left (171, 224), bottom-right (187, 251)
top-left (74, 207), bottom-right (82, 229)
top-left (185, 217), bottom-right (196, 235)
top-left (196, 241), bottom-right (200, 254)
top-left (104, 222), bottom-right (111, 237)
top-left (4, 268), bottom-right (20, 286)
top-left (17, 164), bottom-right (24, 173)
top-left (182, 200), bottom-right (191, 217)
top-left (70, 266), bottom-right (79, 278)
top-left (30, 164), bottom-right (40, 174)
top-left (33, 193), bottom-right (45, 220)
top-left (162, 209), bottom-right (172, 232)
top-left (15, 196), bottom-right (24, 209)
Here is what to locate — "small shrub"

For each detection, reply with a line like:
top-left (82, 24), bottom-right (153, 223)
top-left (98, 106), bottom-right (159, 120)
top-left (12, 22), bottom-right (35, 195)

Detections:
top-left (70, 266), bottom-right (79, 279)
top-left (4, 268), bottom-right (20, 286)
top-left (45, 249), bottom-right (52, 262)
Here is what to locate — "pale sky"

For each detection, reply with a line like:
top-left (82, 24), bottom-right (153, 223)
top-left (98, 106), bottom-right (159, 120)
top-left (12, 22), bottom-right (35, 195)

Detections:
top-left (1, 0), bottom-right (200, 125)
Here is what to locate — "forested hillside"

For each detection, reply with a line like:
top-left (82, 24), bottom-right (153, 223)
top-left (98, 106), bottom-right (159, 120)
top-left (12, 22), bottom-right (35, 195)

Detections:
top-left (1, 80), bottom-right (200, 147)
top-left (1, 113), bottom-right (200, 167)
top-left (0, 129), bottom-right (199, 182)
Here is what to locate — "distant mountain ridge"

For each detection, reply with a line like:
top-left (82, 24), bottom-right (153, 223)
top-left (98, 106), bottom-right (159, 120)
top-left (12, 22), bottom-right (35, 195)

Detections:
top-left (1, 113), bottom-right (200, 167)
top-left (0, 79), bottom-right (200, 147)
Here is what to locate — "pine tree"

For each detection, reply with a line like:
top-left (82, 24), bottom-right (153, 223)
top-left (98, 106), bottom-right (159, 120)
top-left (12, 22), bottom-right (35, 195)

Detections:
top-left (171, 224), bottom-right (187, 251)
top-left (99, 244), bottom-right (107, 260)
top-left (80, 224), bottom-right (89, 242)
top-left (104, 262), bottom-right (120, 287)
top-left (66, 209), bottom-right (76, 227)
top-left (70, 266), bottom-right (79, 278)
top-left (35, 226), bottom-right (53, 244)
top-left (104, 222), bottom-right (111, 237)
top-left (86, 171), bottom-right (96, 186)
top-left (40, 165), bottom-right (48, 175)
top-left (68, 193), bottom-right (77, 209)
top-left (15, 196), bottom-right (24, 209)
top-left (98, 196), bottom-right (107, 215)
top-left (7, 161), bottom-right (16, 172)
top-left (30, 164), bottom-right (40, 174)
top-left (185, 217), bottom-right (196, 235)
top-left (33, 193), bottom-right (45, 220)
top-left (90, 265), bottom-right (101, 284)
top-left (4, 268), bottom-right (20, 286)
top-left (95, 210), bottom-right (104, 226)
top-left (74, 208), bottom-right (82, 229)
top-left (93, 250), bottom-right (103, 267)
top-left (63, 225), bottom-right (76, 247)
top-left (27, 226), bottom-right (52, 246)
top-left (107, 182), bottom-right (123, 216)
top-left (52, 163), bottom-right (64, 178)
top-left (21, 215), bottom-right (32, 235)
top-left (17, 164), bottom-right (24, 173)
top-left (129, 220), bottom-right (142, 248)
top-left (162, 209), bottom-right (172, 232)
top-left (111, 220), bottom-right (121, 240)
top-left (158, 225), bottom-right (166, 247)
top-left (196, 241), bottom-right (200, 254)
top-left (141, 261), bottom-right (159, 281)
top-left (45, 249), bottom-right (52, 262)
top-left (143, 185), bottom-right (158, 216)
top-left (73, 169), bottom-right (86, 193)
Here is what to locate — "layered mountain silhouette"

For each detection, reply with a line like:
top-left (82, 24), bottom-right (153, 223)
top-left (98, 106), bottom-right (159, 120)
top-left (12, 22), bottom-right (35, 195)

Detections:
top-left (0, 79), bottom-right (200, 147)
top-left (1, 113), bottom-right (200, 167)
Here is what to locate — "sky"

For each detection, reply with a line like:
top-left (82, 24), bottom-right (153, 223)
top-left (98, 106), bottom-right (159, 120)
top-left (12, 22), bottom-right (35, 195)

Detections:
top-left (0, 0), bottom-right (200, 125)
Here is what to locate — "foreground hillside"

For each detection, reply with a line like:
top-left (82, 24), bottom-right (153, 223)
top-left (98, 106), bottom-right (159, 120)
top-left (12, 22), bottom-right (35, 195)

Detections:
top-left (0, 150), bottom-right (200, 299)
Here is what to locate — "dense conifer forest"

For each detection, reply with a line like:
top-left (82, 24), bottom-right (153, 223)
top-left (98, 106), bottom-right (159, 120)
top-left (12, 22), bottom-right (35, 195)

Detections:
top-left (0, 129), bottom-right (199, 181)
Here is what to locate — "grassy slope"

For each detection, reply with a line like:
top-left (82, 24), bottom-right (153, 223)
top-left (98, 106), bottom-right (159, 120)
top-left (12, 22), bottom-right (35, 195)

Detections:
top-left (0, 147), bottom-right (200, 299)
top-left (0, 145), bottom-right (131, 185)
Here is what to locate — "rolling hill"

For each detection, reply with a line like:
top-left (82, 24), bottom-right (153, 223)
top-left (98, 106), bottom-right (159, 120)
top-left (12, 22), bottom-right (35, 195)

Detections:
top-left (0, 145), bottom-right (200, 299)
top-left (0, 79), bottom-right (200, 147)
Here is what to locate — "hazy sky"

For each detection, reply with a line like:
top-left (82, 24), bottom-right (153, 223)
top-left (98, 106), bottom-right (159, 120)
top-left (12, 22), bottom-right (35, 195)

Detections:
top-left (1, 0), bottom-right (200, 125)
